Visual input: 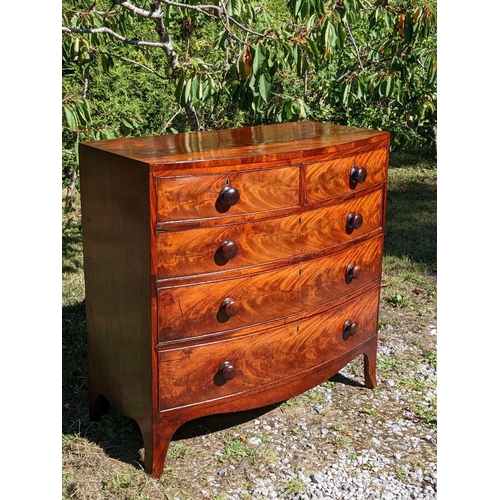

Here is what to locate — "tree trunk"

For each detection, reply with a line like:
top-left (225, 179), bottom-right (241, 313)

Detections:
top-left (151, 1), bottom-right (200, 131)
top-left (185, 102), bottom-right (200, 132)
top-left (65, 169), bottom-right (78, 210)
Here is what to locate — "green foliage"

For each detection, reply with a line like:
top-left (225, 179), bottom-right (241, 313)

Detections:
top-left (386, 291), bottom-right (410, 308)
top-left (62, 0), bottom-right (436, 187)
top-left (283, 476), bottom-right (307, 495)
top-left (422, 349), bottom-right (437, 368)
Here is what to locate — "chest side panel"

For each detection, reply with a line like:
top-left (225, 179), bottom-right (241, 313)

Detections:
top-left (79, 146), bottom-right (153, 420)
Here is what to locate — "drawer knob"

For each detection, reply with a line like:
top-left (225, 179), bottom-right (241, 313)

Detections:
top-left (345, 263), bottom-right (362, 283)
top-left (347, 212), bottom-right (363, 230)
top-left (350, 166), bottom-right (367, 185)
top-left (218, 361), bottom-right (236, 381)
top-left (343, 320), bottom-right (360, 340)
top-left (219, 240), bottom-right (239, 261)
top-left (219, 186), bottom-right (240, 206)
top-left (220, 297), bottom-right (240, 317)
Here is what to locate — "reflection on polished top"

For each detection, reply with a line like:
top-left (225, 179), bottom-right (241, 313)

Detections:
top-left (82, 121), bottom-right (389, 167)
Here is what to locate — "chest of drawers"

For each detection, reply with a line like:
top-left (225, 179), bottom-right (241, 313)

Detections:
top-left (79, 121), bottom-right (389, 477)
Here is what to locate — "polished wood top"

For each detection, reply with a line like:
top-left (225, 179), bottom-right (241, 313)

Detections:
top-left (80, 121), bottom-right (389, 168)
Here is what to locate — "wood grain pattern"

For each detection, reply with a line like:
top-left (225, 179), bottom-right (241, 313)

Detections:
top-left (156, 188), bottom-right (384, 280)
top-left (306, 147), bottom-right (388, 203)
top-left (156, 165), bottom-right (300, 223)
top-left (83, 121), bottom-right (389, 168)
top-left (157, 235), bottom-right (383, 342)
top-left (158, 286), bottom-right (379, 409)
top-left (79, 121), bottom-right (389, 478)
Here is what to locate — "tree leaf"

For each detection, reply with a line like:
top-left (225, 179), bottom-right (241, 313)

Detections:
top-left (253, 44), bottom-right (266, 75)
top-left (191, 75), bottom-right (200, 104)
top-left (259, 73), bottom-right (272, 103)
top-left (183, 78), bottom-right (192, 106)
top-left (385, 75), bottom-right (393, 97)
top-left (63, 107), bottom-right (77, 131)
top-left (226, 0), bottom-right (241, 17)
top-left (174, 74), bottom-right (185, 104)
top-left (404, 13), bottom-right (414, 44)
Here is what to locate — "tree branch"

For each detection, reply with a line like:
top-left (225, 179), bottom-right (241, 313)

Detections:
top-left (150, 0), bottom-right (200, 131)
top-left (336, 56), bottom-right (391, 82)
top-left (344, 18), bottom-right (365, 73)
top-left (162, 106), bottom-right (183, 132)
top-left (157, 0), bottom-right (274, 40)
top-left (149, 0), bottom-right (179, 75)
top-left (112, 0), bottom-right (163, 18)
top-left (62, 26), bottom-right (167, 49)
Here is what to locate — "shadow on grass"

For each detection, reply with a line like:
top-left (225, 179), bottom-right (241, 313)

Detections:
top-left (63, 300), bottom-right (146, 469)
top-left (328, 372), bottom-right (365, 388)
top-left (62, 212), bottom-right (84, 274)
top-left (384, 156), bottom-right (437, 268)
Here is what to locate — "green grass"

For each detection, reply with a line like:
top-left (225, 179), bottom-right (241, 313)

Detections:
top-left (377, 356), bottom-right (416, 378)
top-left (422, 349), bottom-right (437, 369)
top-left (283, 476), bottom-right (307, 495)
top-left (412, 399), bottom-right (437, 428)
top-left (384, 152), bottom-right (437, 269)
top-left (379, 152), bottom-right (437, 326)
top-left (223, 436), bottom-right (255, 461)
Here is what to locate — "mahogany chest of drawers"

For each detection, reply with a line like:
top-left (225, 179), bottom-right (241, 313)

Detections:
top-left (79, 121), bottom-right (389, 477)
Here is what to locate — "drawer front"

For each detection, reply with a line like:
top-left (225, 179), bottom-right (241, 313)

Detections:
top-left (157, 236), bottom-right (383, 342)
top-left (157, 189), bottom-right (383, 280)
top-left (158, 286), bottom-right (380, 410)
top-left (156, 166), bottom-right (300, 223)
top-left (305, 148), bottom-right (387, 203)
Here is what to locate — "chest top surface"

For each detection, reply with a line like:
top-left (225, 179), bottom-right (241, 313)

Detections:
top-left (81, 121), bottom-right (389, 168)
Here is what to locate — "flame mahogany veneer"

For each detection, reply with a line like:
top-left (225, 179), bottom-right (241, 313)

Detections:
top-left (79, 121), bottom-right (390, 477)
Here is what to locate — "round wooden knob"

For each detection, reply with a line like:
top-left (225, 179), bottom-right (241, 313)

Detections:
top-left (347, 212), bottom-right (363, 230)
top-left (219, 186), bottom-right (240, 206)
top-left (218, 361), bottom-right (236, 380)
top-left (346, 263), bottom-right (362, 283)
top-left (350, 166), bottom-right (367, 184)
top-left (343, 320), bottom-right (359, 340)
top-left (220, 297), bottom-right (240, 317)
top-left (219, 240), bottom-right (239, 260)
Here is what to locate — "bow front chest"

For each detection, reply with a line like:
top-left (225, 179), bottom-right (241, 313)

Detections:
top-left (80, 121), bottom-right (390, 477)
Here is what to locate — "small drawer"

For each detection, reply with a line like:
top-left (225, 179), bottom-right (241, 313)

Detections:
top-left (158, 286), bottom-right (379, 410)
top-left (156, 188), bottom-right (384, 280)
top-left (305, 148), bottom-right (387, 203)
top-left (156, 165), bottom-right (300, 223)
top-left (157, 235), bottom-right (383, 342)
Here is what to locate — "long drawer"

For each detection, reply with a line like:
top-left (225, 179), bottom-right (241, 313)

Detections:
top-left (156, 188), bottom-right (383, 280)
top-left (158, 285), bottom-right (380, 410)
top-left (157, 235), bottom-right (383, 342)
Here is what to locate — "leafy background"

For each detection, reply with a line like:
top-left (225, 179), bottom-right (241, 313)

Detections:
top-left (62, 0), bottom-right (437, 202)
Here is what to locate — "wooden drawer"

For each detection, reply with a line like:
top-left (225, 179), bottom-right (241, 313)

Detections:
top-left (158, 285), bottom-right (379, 410)
top-left (157, 235), bottom-right (383, 342)
top-left (305, 148), bottom-right (387, 203)
top-left (157, 188), bottom-right (384, 280)
top-left (156, 165), bottom-right (300, 223)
